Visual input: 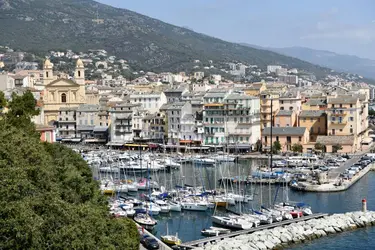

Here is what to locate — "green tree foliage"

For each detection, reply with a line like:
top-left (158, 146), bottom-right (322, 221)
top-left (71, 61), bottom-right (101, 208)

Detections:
top-left (0, 91), bottom-right (6, 110)
top-left (314, 142), bottom-right (326, 153)
top-left (272, 141), bottom-right (282, 154)
top-left (332, 144), bottom-right (343, 153)
top-left (369, 109), bottom-right (375, 116)
top-left (0, 92), bottom-right (139, 249)
top-left (291, 143), bottom-right (303, 153)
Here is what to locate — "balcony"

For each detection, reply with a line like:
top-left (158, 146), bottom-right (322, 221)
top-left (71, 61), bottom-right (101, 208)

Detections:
top-left (331, 120), bottom-right (347, 125)
top-left (331, 112), bottom-right (347, 117)
top-left (58, 120), bottom-right (76, 123)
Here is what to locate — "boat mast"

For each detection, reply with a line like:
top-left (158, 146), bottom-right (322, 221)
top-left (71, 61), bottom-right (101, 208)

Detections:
top-left (269, 97), bottom-right (274, 207)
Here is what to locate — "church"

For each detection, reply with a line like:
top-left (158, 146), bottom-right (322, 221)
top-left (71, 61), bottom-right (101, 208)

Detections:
top-left (42, 59), bottom-right (86, 125)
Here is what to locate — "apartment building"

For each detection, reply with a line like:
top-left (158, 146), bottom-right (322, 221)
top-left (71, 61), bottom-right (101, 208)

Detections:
top-left (299, 110), bottom-right (327, 142)
top-left (57, 107), bottom-right (77, 139)
top-left (260, 91), bottom-right (280, 129)
top-left (76, 104), bottom-right (100, 138)
top-left (129, 92), bottom-right (167, 114)
top-left (275, 110), bottom-right (297, 127)
top-left (108, 103), bottom-right (141, 145)
top-left (262, 127), bottom-right (309, 152)
top-left (165, 102), bottom-right (193, 145)
top-left (279, 92), bottom-right (302, 113)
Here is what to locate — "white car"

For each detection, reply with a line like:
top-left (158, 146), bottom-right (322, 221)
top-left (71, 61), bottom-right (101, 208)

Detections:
top-left (336, 157), bottom-right (347, 162)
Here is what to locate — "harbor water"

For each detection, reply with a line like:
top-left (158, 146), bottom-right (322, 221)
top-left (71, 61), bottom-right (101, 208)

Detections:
top-left (95, 157), bottom-right (375, 249)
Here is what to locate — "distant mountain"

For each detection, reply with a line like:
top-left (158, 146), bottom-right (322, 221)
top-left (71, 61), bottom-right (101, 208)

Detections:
top-left (0, 0), bottom-right (332, 77)
top-left (270, 47), bottom-right (375, 79)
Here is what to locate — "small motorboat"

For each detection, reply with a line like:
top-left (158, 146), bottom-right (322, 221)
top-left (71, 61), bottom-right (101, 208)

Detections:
top-left (201, 226), bottom-right (231, 236)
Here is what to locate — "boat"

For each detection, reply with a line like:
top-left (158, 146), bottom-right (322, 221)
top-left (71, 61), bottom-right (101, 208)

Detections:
top-left (155, 200), bottom-right (171, 213)
top-left (193, 158), bottom-right (216, 166)
top-left (167, 200), bottom-right (182, 212)
top-left (201, 226), bottom-right (231, 236)
top-left (114, 184), bottom-right (128, 193)
top-left (161, 224), bottom-right (182, 246)
top-left (100, 180), bottom-right (115, 195)
top-left (133, 213), bottom-right (157, 231)
top-left (211, 215), bottom-right (253, 230)
top-left (181, 200), bottom-right (208, 211)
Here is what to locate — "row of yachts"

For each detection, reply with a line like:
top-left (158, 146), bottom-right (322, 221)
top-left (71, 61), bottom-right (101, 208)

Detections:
top-left (82, 150), bottom-right (238, 173)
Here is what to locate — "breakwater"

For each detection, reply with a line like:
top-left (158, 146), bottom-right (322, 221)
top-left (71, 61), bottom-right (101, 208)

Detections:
top-left (191, 211), bottom-right (375, 250)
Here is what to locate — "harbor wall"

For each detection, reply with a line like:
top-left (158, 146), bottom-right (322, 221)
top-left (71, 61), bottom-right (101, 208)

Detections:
top-left (135, 222), bottom-right (172, 250)
top-left (193, 211), bottom-right (375, 250)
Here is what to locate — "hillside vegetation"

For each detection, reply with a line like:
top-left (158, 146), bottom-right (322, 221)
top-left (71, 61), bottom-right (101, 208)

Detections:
top-left (0, 0), bottom-right (330, 76)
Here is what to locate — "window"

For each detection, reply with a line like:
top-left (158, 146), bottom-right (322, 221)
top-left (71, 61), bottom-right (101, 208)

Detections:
top-left (65, 117), bottom-right (68, 121)
top-left (317, 118), bottom-right (320, 122)
top-left (91, 120), bottom-right (94, 125)
top-left (66, 125), bottom-right (68, 129)
top-left (46, 72), bottom-right (49, 78)
top-left (350, 128), bottom-right (353, 134)
top-left (318, 127), bottom-right (320, 133)
top-left (289, 107), bottom-right (293, 111)
top-left (298, 136), bottom-right (302, 142)
top-left (350, 117), bottom-right (354, 121)
top-left (265, 136), bottom-right (267, 143)
top-left (340, 129), bottom-right (343, 132)
top-left (287, 136), bottom-right (291, 143)
top-left (350, 104), bottom-right (353, 108)
top-left (310, 118), bottom-right (313, 121)
top-left (311, 127), bottom-right (314, 133)
top-left (303, 118), bottom-right (306, 121)
top-left (281, 101), bottom-right (284, 104)
top-left (276, 136), bottom-right (279, 141)
top-left (61, 93), bottom-right (67, 103)
top-left (65, 111), bottom-right (68, 115)
top-left (340, 104), bottom-right (342, 108)
top-left (280, 107), bottom-right (284, 110)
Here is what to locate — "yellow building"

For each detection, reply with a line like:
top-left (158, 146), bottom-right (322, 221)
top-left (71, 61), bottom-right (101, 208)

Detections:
top-left (42, 59), bottom-right (86, 125)
top-left (244, 82), bottom-right (267, 96)
top-left (299, 110), bottom-right (327, 142)
top-left (301, 98), bottom-right (327, 111)
top-left (275, 110), bottom-right (297, 127)
top-left (260, 91), bottom-right (280, 130)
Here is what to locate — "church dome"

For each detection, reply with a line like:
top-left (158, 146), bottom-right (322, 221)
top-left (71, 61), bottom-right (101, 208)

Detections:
top-left (76, 58), bottom-right (84, 68)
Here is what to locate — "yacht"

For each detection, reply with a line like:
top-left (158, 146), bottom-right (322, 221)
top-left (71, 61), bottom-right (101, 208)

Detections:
top-left (212, 215), bottom-right (254, 230)
top-left (201, 226), bottom-right (231, 236)
top-left (133, 213), bottom-right (157, 231)
top-left (167, 200), bottom-right (182, 212)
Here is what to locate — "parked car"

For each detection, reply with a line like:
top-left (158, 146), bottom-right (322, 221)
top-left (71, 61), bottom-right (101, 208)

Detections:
top-left (328, 161), bottom-right (340, 167)
top-left (336, 157), bottom-right (347, 162)
top-left (319, 166), bottom-right (329, 171)
top-left (142, 237), bottom-right (160, 250)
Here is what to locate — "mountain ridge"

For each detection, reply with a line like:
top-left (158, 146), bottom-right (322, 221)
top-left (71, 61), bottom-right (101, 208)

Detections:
top-left (240, 43), bottom-right (375, 79)
top-left (0, 0), bottom-right (332, 77)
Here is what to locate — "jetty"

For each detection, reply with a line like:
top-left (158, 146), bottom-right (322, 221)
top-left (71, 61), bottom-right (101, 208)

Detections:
top-left (291, 162), bottom-right (375, 192)
top-left (179, 213), bottom-right (327, 249)
top-left (179, 211), bottom-right (375, 250)
top-left (136, 222), bottom-right (172, 250)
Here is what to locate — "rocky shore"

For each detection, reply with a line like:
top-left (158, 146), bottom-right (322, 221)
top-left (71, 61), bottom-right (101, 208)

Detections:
top-left (195, 211), bottom-right (375, 250)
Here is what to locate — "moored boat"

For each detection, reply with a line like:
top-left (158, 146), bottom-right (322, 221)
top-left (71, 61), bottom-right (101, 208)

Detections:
top-left (201, 226), bottom-right (231, 236)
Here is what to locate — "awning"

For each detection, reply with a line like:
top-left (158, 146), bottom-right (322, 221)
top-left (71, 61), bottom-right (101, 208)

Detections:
top-left (85, 138), bottom-right (107, 143)
top-left (106, 142), bottom-right (124, 146)
top-left (124, 143), bottom-right (149, 147)
top-left (179, 140), bottom-right (193, 143)
top-left (227, 144), bottom-right (251, 149)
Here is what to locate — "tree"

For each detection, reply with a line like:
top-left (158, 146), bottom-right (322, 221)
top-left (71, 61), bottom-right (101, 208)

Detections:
top-left (369, 109), bottom-right (375, 116)
top-left (332, 144), bottom-right (343, 153)
top-left (0, 92), bottom-right (139, 249)
top-left (0, 91), bottom-right (6, 110)
top-left (314, 142), bottom-right (326, 154)
top-left (272, 141), bottom-right (282, 154)
top-left (255, 139), bottom-right (262, 152)
top-left (291, 143), bottom-right (303, 153)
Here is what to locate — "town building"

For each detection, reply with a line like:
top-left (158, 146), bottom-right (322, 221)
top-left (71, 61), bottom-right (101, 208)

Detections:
top-left (262, 127), bottom-right (309, 152)
top-left (57, 107), bottom-right (77, 139)
top-left (108, 102), bottom-right (141, 146)
top-left (129, 92), bottom-right (167, 114)
top-left (298, 110), bottom-right (327, 142)
top-left (275, 110), bottom-right (297, 127)
top-left (260, 91), bottom-right (280, 129)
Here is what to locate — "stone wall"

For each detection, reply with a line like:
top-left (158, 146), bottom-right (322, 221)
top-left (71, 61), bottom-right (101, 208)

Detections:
top-left (196, 211), bottom-right (375, 250)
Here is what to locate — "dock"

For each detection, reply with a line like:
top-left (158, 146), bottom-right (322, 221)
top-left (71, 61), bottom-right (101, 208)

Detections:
top-left (136, 222), bottom-right (172, 250)
top-left (291, 163), bottom-right (375, 192)
top-left (178, 213), bottom-right (328, 249)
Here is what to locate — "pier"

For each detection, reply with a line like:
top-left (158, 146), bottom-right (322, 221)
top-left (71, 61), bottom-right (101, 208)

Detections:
top-left (179, 213), bottom-right (327, 249)
top-left (136, 222), bottom-right (172, 250)
top-left (291, 162), bottom-right (375, 192)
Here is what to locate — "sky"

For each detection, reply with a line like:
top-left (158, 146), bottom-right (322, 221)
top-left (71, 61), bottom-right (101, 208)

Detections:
top-left (97, 0), bottom-right (375, 59)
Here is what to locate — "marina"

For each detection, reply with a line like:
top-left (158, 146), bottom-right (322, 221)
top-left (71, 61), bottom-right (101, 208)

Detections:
top-left (74, 146), bottom-right (375, 249)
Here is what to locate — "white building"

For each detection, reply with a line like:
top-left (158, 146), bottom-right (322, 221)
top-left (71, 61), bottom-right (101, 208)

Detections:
top-left (267, 65), bottom-right (282, 74)
top-left (203, 92), bottom-right (261, 151)
top-left (0, 73), bottom-right (15, 91)
top-left (193, 72), bottom-right (205, 80)
top-left (129, 92), bottom-right (167, 114)
top-left (109, 103), bottom-right (141, 145)
top-left (165, 102), bottom-right (193, 145)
